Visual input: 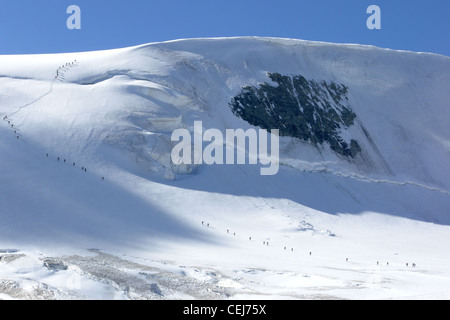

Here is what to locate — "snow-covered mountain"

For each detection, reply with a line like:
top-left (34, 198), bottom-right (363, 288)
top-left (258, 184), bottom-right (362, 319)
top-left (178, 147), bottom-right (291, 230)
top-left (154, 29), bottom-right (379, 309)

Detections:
top-left (1, 37), bottom-right (449, 300)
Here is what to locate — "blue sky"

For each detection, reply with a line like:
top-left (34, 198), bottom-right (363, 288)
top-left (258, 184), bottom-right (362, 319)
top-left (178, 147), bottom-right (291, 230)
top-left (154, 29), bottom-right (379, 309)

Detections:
top-left (0, 0), bottom-right (448, 56)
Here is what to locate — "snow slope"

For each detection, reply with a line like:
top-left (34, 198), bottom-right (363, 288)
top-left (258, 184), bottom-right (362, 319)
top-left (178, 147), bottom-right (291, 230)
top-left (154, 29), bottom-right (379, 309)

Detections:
top-left (0, 37), bottom-right (449, 300)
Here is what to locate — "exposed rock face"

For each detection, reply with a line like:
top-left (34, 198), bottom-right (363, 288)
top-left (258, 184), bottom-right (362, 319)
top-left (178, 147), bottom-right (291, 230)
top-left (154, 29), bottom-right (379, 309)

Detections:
top-left (230, 73), bottom-right (361, 158)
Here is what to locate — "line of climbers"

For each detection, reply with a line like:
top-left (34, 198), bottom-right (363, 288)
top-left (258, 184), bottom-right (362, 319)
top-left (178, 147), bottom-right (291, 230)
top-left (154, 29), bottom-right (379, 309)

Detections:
top-left (202, 220), bottom-right (295, 253)
top-left (201, 220), bottom-right (418, 268)
top-left (3, 60), bottom-right (104, 182)
top-left (47, 153), bottom-right (105, 181)
top-left (55, 60), bottom-right (78, 82)
top-left (2, 115), bottom-right (20, 139)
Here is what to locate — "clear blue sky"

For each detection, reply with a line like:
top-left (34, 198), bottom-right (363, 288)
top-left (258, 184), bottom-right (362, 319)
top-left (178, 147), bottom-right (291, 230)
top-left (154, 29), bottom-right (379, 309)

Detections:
top-left (0, 0), bottom-right (448, 56)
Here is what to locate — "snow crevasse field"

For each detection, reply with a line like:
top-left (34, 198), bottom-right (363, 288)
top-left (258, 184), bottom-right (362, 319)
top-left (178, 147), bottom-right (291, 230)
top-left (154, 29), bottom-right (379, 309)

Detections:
top-left (0, 37), bottom-right (449, 300)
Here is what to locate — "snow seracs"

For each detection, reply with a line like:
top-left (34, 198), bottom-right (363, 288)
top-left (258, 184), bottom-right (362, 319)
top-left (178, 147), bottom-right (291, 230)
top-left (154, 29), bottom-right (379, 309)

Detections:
top-left (0, 38), bottom-right (449, 195)
top-left (1, 37), bottom-right (449, 191)
top-left (171, 120), bottom-right (280, 176)
top-left (117, 38), bottom-right (450, 191)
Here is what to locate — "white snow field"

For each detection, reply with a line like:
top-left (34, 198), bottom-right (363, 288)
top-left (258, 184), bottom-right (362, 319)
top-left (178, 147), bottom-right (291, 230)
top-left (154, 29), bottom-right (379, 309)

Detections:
top-left (0, 37), bottom-right (449, 300)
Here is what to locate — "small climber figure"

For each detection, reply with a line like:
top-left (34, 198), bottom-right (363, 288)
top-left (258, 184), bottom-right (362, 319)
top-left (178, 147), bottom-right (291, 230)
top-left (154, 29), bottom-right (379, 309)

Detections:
top-left (73, 162), bottom-right (76, 166)
top-left (102, 177), bottom-right (104, 181)
top-left (57, 157), bottom-right (60, 161)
